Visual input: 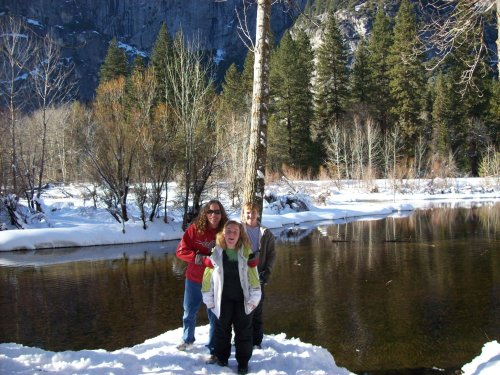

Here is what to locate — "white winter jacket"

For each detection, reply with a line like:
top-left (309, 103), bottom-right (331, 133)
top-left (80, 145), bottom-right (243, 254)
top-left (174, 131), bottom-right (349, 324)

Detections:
top-left (201, 245), bottom-right (261, 318)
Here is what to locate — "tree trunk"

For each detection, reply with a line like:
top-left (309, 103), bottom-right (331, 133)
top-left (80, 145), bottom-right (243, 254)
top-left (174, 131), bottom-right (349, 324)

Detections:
top-left (35, 107), bottom-right (48, 212)
top-left (497, 0), bottom-right (500, 76)
top-left (242, 0), bottom-right (271, 217)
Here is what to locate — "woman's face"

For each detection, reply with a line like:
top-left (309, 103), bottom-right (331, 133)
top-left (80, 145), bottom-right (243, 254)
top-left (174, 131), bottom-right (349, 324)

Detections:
top-left (206, 203), bottom-right (222, 229)
top-left (224, 223), bottom-right (240, 249)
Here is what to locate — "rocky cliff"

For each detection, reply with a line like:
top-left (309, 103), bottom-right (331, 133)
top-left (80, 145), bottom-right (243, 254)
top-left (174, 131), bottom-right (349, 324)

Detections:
top-left (2, 0), bottom-right (306, 100)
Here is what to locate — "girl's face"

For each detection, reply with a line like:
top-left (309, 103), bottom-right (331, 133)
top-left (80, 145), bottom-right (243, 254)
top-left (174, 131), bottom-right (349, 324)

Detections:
top-left (224, 223), bottom-right (240, 249)
top-left (206, 203), bottom-right (222, 229)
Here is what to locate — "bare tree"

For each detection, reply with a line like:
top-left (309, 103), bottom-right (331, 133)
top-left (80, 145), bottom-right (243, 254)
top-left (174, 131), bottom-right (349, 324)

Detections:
top-left (326, 121), bottom-right (344, 183)
top-left (217, 110), bottom-right (250, 207)
top-left (419, 0), bottom-right (498, 93)
top-left (165, 33), bottom-right (219, 229)
top-left (155, 103), bottom-right (178, 223)
top-left (365, 117), bottom-right (382, 183)
top-left (383, 124), bottom-right (403, 200)
top-left (0, 114), bottom-right (9, 192)
top-left (478, 143), bottom-right (500, 176)
top-left (128, 67), bottom-right (158, 228)
top-left (341, 121), bottom-right (351, 180)
top-left (242, 0), bottom-right (272, 217)
top-left (131, 66), bottom-right (177, 225)
top-left (49, 103), bottom-right (74, 183)
top-left (86, 77), bottom-right (136, 225)
top-left (63, 102), bottom-right (93, 183)
top-left (0, 16), bottom-right (36, 194)
top-left (351, 120), bottom-right (365, 182)
top-left (413, 133), bottom-right (428, 180)
top-left (235, 1), bottom-right (305, 215)
top-left (30, 33), bottom-right (75, 211)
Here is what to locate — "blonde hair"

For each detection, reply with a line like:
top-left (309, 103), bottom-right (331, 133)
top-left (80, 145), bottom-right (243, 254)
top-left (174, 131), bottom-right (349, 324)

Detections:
top-left (243, 202), bottom-right (259, 213)
top-left (216, 220), bottom-right (251, 250)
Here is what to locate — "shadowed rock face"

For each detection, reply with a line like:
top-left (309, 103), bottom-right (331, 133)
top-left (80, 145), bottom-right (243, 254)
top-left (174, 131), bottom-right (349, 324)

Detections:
top-left (2, 0), bottom-right (306, 101)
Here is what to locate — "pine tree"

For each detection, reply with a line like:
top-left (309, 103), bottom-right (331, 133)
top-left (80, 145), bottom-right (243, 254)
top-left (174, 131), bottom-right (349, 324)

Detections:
top-left (367, 4), bottom-right (393, 133)
top-left (268, 30), bottom-right (316, 172)
top-left (446, 40), bottom-right (492, 175)
top-left (350, 37), bottom-right (371, 106)
top-left (150, 22), bottom-right (174, 103)
top-left (313, 11), bottom-right (349, 161)
top-left (218, 63), bottom-right (248, 206)
top-left (487, 80), bottom-right (500, 146)
top-left (221, 63), bottom-right (246, 113)
top-left (431, 73), bottom-right (456, 158)
top-left (269, 32), bottom-right (294, 171)
top-left (99, 38), bottom-right (128, 84)
top-left (237, 51), bottom-right (256, 112)
top-left (131, 55), bottom-right (146, 73)
top-left (294, 29), bottom-right (317, 170)
top-left (388, 0), bottom-right (426, 153)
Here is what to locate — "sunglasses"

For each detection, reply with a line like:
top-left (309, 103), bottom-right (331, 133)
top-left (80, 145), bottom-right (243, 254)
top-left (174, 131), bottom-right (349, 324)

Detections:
top-left (207, 209), bottom-right (222, 215)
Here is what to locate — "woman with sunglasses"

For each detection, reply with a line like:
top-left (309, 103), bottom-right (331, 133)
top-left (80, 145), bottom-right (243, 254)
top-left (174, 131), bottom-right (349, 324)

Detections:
top-left (176, 200), bottom-right (228, 354)
top-left (202, 220), bottom-right (262, 375)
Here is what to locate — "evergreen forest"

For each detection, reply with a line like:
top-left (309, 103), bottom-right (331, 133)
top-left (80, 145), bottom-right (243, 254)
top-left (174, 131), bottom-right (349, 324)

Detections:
top-left (0, 0), bottom-right (499, 225)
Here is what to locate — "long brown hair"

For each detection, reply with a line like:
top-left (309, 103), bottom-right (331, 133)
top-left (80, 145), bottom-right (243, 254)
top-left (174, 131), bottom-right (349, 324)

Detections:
top-left (216, 220), bottom-right (251, 250)
top-left (195, 199), bottom-right (228, 234)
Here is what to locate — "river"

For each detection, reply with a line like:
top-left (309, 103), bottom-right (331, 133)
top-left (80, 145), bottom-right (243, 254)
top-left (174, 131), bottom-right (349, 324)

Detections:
top-left (0, 202), bottom-right (498, 374)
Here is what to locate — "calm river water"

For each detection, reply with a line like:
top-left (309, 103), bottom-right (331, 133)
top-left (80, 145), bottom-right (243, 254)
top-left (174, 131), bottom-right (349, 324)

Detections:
top-left (0, 202), bottom-right (499, 374)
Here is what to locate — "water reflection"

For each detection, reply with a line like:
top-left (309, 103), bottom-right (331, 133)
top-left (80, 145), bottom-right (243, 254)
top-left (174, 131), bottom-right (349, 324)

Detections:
top-left (0, 252), bottom-right (187, 351)
top-left (0, 202), bottom-right (498, 374)
top-left (0, 240), bottom-right (179, 267)
top-left (265, 202), bottom-right (499, 373)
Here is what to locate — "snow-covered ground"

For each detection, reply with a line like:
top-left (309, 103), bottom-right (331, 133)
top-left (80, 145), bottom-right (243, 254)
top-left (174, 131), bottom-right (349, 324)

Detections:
top-left (1, 177), bottom-right (498, 251)
top-left (0, 325), bottom-right (498, 374)
top-left (0, 325), bottom-right (353, 375)
top-left (0, 177), bottom-right (499, 374)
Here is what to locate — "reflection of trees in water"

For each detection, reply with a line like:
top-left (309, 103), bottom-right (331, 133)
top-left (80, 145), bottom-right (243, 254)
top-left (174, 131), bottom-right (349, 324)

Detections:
top-left (276, 225), bottom-right (315, 242)
top-left (278, 202), bottom-right (498, 251)
top-left (1, 252), bottom-right (185, 351)
top-left (275, 215), bottom-right (389, 244)
top-left (475, 202), bottom-right (499, 238)
top-left (269, 203), bottom-right (500, 370)
top-left (171, 256), bottom-right (187, 278)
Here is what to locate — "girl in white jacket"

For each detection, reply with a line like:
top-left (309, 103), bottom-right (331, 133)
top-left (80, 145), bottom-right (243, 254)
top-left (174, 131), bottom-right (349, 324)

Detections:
top-left (202, 220), bottom-right (261, 375)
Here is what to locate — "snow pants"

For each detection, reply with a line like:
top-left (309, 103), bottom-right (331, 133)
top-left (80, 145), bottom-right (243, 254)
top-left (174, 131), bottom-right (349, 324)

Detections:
top-left (213, 298), bottom-right (253, 368)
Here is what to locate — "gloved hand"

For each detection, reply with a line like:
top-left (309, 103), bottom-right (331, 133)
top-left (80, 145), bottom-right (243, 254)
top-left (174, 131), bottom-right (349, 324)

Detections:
top-left (195, 252), bottom-right (213, 268)
top-left (247, 252), bottom-right (259, 268)
top-left (259, 271), bottom-right (268, 285)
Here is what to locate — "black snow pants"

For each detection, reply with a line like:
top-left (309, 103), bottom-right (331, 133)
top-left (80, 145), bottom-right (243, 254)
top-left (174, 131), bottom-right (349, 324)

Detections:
top-left (213, 298), bottom-right (253, 368)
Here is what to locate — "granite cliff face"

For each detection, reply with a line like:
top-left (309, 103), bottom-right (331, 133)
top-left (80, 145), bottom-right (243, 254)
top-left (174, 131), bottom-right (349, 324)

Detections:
top-left (2, 0), bottom-right (306, 100)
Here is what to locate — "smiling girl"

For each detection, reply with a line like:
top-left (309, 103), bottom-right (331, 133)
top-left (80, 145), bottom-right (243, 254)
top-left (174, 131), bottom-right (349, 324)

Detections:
top-left (202, 220), bottom-right (261, 375)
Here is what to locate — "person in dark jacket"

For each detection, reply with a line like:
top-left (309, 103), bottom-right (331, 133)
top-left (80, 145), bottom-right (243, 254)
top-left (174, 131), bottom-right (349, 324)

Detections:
top-left (175, 200), bottom-right (228, 353)
top-left (242, 201), bottom-right (276, 348)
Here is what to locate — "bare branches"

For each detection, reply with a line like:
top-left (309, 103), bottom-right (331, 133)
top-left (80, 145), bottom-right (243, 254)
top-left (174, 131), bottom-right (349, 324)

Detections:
top-left (32, 33), bottom-right (76, 110)
top-left (236, 0), bottom-right (306, 52)
top-left (236, 0), bottom-right (256, 51)
top-left (418, 0), bottom-right (496, 94)
top-left (0, 16), bottom-right (37, 194)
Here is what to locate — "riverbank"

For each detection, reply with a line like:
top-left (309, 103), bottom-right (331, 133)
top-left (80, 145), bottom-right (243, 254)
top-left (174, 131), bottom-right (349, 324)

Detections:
top-left (1, 177), bottom-right (498, 251)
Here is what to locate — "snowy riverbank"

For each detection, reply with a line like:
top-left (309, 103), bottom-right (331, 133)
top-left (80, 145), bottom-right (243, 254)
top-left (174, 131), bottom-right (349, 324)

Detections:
top-left (1, 178), bottom-right (498, 251)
